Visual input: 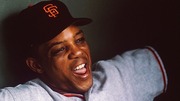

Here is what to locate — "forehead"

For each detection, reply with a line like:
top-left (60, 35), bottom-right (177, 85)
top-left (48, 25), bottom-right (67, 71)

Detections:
top-left (49, 25), bottom-right (82, 43)
top-left (38, 25), bottom-right (82, 53)
top-left (39, 25), bottom-right (83, 49)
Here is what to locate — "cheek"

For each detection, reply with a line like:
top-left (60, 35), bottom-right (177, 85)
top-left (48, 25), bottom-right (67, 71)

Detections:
top-left (81, 46), bottom-right (92, 67)
top-left (51, 56), bottom-right (72, 76)
top-left (42, 56), bottom-right (65, 72)
top-left (84, 46), bottom-right (91, 57)
top-left (52, 57), bottom-right (67, 70)
top-left (45, 58), bottom-right (69, 80)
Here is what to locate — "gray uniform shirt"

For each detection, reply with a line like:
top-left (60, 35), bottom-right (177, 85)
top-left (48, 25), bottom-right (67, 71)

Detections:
top-left (0, 47), bottom-right (168, 101)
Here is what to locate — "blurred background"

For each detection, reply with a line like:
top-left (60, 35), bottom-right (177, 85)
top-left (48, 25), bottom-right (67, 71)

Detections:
top-left (0, 0), bottom-right (179, 100)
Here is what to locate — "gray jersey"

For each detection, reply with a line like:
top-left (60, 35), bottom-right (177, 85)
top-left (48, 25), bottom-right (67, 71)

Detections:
top-left (0, 47), bottom-right (168, 101)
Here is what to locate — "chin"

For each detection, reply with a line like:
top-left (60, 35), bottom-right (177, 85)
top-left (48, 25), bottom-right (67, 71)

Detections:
top-left (75, 79), bottom-right (93, 94)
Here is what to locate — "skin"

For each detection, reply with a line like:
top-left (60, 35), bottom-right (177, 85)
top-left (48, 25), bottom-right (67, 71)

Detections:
top-left (26, 25), bottom-right (93, 94)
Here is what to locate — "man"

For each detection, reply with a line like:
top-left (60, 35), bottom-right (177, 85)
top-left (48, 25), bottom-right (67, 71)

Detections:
top-left (0, 0), bottom-right (167, 101)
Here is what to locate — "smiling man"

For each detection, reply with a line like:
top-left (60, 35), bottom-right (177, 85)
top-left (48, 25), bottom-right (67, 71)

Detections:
top-left (31, 25), bottom-right (93, 94)
top-left (0, 0), bottom-right (167, 101)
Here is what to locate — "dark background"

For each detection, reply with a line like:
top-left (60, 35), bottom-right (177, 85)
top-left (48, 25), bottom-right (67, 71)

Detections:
top-left (0, 0), bottom-right (179, 100)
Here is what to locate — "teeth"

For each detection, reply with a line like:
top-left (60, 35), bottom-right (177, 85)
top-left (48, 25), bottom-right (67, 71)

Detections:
top-left (74, 64), bottom-right (85, 70)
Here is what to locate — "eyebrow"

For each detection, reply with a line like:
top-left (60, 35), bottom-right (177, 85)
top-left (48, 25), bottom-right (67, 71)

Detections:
top-left (76, 30), bottom-right (83, 35)
top-left (48, 30), bottom-right (84, 50)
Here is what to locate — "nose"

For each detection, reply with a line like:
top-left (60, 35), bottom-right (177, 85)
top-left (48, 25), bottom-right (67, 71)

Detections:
top-left (68, 45), bottom-right (83, 59)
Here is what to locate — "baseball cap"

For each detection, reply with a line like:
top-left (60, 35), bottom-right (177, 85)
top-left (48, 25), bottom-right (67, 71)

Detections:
top-left (18, 0), bottom-right (92, 46)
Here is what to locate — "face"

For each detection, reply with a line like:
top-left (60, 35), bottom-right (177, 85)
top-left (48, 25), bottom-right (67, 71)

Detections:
top-left (37, 25), bottom-right (92, 94)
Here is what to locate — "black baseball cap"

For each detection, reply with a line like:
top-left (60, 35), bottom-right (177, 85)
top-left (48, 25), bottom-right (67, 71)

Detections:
top-left (18, 0), bottom-right (92, 46)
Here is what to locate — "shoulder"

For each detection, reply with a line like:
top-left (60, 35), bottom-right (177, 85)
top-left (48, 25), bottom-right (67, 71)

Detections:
top-left (0, 78), bottom-right (53, 101)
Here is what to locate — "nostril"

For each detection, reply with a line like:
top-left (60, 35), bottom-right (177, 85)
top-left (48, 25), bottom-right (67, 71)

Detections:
top-left (68, 50), bottom-right (83, 59)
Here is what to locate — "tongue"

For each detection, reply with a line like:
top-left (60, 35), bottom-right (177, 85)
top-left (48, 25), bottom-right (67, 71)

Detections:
top-left (74, 68), bottom-right (87, 74)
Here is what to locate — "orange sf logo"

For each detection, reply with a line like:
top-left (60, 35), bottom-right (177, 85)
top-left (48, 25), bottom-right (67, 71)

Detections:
top-left (43, 4), bottom-right (59, 18)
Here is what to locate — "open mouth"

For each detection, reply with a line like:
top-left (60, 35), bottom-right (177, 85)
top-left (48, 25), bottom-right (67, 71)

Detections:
top-left (73, 63), bottom-right (90, 79)
top-left (74, 63), bottom-right (87, 74)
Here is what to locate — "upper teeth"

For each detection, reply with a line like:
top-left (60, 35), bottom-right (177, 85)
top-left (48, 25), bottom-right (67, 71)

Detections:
top-left (74, 64), bottom-right (85, 70)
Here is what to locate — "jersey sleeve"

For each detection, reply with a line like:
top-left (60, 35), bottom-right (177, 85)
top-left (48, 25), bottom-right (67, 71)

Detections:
top-left (92, 46), bottom-right (168, 101)
top-left (0, 79), bottom-right (54, 101)
top-left (0, 88), bottom-right (15, 101)
top-left (108, 46), bottom-right (167, 99)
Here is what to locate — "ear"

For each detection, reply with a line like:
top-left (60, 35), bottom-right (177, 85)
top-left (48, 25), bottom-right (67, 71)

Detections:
top-left (26, 57), bottom-right (44, 74)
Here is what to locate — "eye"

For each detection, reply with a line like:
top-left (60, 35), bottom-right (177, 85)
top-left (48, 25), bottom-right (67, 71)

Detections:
top-left (76, 37), bottom-right (85, 44)
top-left (51, 46), bottom-right (67, 56)
top-left (58, 47), bottom-right (66, 52)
